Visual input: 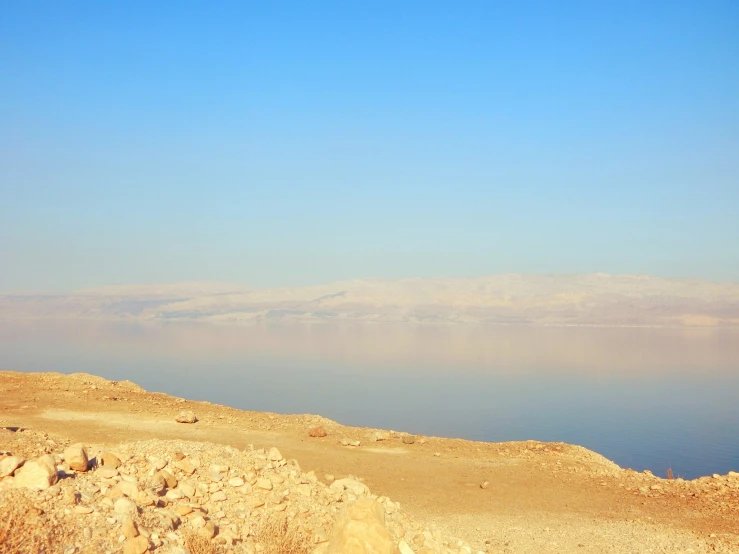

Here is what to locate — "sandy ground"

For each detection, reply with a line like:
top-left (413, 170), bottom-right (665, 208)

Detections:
top-left (1, 370), bottom-right (738, 553)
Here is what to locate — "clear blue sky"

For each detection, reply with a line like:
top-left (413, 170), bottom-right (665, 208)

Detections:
top-left (2, 1), bottom-right (738, 291)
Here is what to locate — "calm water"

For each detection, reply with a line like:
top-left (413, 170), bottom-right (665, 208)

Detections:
top-left (1, 320), bottom-right (738, 480)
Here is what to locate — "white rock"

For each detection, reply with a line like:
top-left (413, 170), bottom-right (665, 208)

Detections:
top-left (178, 483), bottom-right (196, 498)
top-left (175, 411), bottom-right (197, 424)
top-left (228, 477), bottom-right (245, 487)
top-left (190, 515), bottom-right (206, 529)
top-left (116, 481), bottom-right (140, 498)
top-left (398, 540), bottom-right (415, 554)
top-left (13, 457), bottom-right (58, 490)
top-left (114, 498), bottom-right (138, 515)
top-left (64, 444), bottom-right (89, 472)
top-left (331, 478), bottom-right (370, 497)
top-left (256, 478), bottom-right (273, 490)
top-left (148, 457), bottom-right (166, 470)
top-left (97, 467), bottom-right (119, 478)
top-left (268, 447), bottom-right (282, 461)
top-left (166, 489), bottom-right (185, 500)
top-left (327, 500), bottom-right (395, 554)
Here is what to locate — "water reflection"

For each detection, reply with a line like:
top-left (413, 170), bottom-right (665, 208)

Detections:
top-left (1, 320), bottom-right (738, 479)
top-left (3, 320), bottom-right (738, 373)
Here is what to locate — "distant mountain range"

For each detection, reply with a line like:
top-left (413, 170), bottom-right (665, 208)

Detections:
top-left (2, 274), bottom-right (739, 327)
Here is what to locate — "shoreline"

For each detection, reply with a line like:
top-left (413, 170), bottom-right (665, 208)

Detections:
top-left (2, 370), bottom-right (739, 553)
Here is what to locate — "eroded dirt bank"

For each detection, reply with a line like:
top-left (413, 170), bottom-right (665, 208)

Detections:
top-left (1, 371), bottom-right (738, 553)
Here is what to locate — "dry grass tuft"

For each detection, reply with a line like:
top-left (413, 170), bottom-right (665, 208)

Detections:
top-left (254, 514), bottom-right (312, 554)
top-left (0, 491), bottom-right (66, 554)
top-left (183, 531), bottom-right (215, 554)
top-left (666, 467), bottom-right (674, 480)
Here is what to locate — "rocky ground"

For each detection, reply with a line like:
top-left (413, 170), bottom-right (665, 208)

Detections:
top-left (1, 371), bottom-right (738, 554)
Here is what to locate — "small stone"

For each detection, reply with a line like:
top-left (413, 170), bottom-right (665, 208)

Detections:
top-left (178, 483), bottom-right (196, 498)
top-left (100, 452), bottom-right (122, 469)
top-left (83, 527), bottom-right (92, 539)
top-left (114, 498), bottom-right (138, 515)
top-left (398, 540), bottom-right (415, 554)
top-left (402, 435), bottom-right (416, 445)
top-left (190, 516), bottom-right (206, 529)
top-left (175, 411), bottom-right (197, 424)
top-left (97, 467), bottom-right (119, 479)
top-left (155, 470), bottom-right (177, 489)
top-left (480, 481), bottom-right (489, 489)
top-left (331, 478), bottom-right (370, 497)
top-left (309, 426), bottom-right (328, 438)
top-left (256, 478), bottom-right (273, 491)
top-left (62, 488), bottom-right (79, 506)
top-left (115, 481), bottom-right (140, 498)
top-left (0, 456), bottom-right (24, 478)
top-left (74, 505), bottom-right (94, 514)
top-left (148, 457), bottom-right (167, 470)
top-left (174, 459), bottom-right (196, 475)
top-left (175, 505), bottom-right (193, 516)
top-left (64, 444), bottom-right (89, 472)
top-left (324, 474), bottom-right (335, 484)
top-left (268, 447), bottom-right (282, 461)
top-left (228, 477), bottom-right (245, 487)
top-left (122, 535), bottom-right (149, 554)
top-left (122, 518), bottom-right (139, 539)
top-left (211, 490), bottom-right (227, 502)
top-left (199, 520), bottom-right (216, 540)
top-left (166, 489), bottom-right (185, 500)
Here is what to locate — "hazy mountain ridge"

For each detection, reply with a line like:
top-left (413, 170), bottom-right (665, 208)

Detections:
top-left (2, 274), bottom-right (739, 327)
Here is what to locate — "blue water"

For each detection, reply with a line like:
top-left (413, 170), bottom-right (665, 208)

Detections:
top-left (1, 320), bottom-right (738, 479)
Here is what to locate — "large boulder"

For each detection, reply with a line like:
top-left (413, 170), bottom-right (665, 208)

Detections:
top-left (327, 500), bottom-right (398, 554)
top-left (13, 455), bottom-right (58, 490)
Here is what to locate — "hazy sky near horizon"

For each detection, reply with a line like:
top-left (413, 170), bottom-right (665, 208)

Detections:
top-left (2, 1), bottom-right (738, 292)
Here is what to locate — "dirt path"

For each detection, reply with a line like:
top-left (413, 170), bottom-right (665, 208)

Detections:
top-left (1, 370), bottom-right (737, 553)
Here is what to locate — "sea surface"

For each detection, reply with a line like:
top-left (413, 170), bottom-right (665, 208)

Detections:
top-left (1, 319), bottom-right (738, 480)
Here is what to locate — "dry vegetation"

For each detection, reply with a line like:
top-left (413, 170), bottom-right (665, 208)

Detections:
top-left (180, 515), bottom-right (311, 554)
top-left (0, 491), bottom-right (67, 554)
top-left (183, 531), bottom-right (216, 554)
top-left (254, 514), bottom-right (312, 554)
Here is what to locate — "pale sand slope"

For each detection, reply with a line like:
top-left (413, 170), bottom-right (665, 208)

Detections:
top-left (1, 371), bottom-right (738, 553)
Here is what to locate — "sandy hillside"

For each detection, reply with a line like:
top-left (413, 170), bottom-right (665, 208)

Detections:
top-left (1, 371), bottom-right (738, 553)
